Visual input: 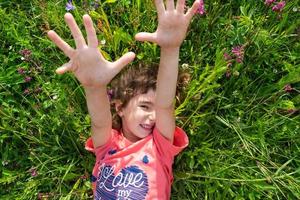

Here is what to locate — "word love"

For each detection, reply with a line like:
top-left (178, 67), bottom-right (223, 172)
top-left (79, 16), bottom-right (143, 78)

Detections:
top-left (98, 164), bottom-right (145, 191)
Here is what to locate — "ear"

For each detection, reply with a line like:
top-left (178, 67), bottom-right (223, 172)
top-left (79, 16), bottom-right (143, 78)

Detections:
top-left (114, 100), bottom-right (123, 117)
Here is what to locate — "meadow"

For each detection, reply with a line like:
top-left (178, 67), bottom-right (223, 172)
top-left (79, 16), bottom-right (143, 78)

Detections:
top-left (0, 0), bottom-right (299, 199)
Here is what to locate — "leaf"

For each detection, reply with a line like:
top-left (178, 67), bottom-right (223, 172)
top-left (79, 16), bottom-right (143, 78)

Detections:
top-left (105, 0), bottom-right (117, 3)
top-left (275, 159), bottom-right (293, 176)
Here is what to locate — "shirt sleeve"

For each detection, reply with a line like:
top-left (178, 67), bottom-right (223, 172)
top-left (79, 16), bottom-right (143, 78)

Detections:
top-left (153, 126), bottom-right (189, 161)
top-left (85, 130), bottom-right (116, 160)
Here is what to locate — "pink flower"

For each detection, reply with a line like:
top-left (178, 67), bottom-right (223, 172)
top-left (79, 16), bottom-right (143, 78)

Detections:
top-left (264, 0), bottom-right (276, 6)
top-left (29, 168), bottom-right (38, 177)
top-left (19, 49), bottom-right (32, 57)
top-left (197, 0), bottom-right (205, 15)
top-left (24, 88), bottom-right (30, 95)
top-left (24, 76), bottom-right (32, 82)
top-left (284, 84), bottom-right (293, 93)
top-left (17, 68), bottom-right (26, 75)
top-left (34, 87), bottom-right (42, 94)
top-left (272, 1), bottom-right (286, 12)
top-left (232, 45), bottom-right (245, 63)
top-left (223, 52), bottom-right (232, 61)
top-left (226, 69), bottom-right (231, 78)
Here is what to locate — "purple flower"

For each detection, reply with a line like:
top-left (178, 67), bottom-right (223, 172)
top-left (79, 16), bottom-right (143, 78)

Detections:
top-left (19, 49), bottom-right (32, 57)
top-left (91, 0), bottom-right (100, 9)
top-left (17, 68), bottom-right (26, 75)
top-left (66, 0), bottom-right (76, 11)
top-left (232, 45), bottom-right (245, 63)
top-left (272, 1), bottom-right (286, 12)
top-left (197, 0), bottom-right (205, 15)
top-left (24, 88), bottom-right (30, 95)
top-left (19, 49), bottom-right (32, 61)
top-left (284, 84), bottom-right (293, 93)
top-left (226, 69), bottom-right (231, 78)
top-left (30, 168), bottom-right (38, 177)
top-left (24, 76), bottom-right (32, 83)
top-left (223, 52), bottom-right (232, 61)
top-left (34, 87), bottom-right (42, 94)
top-left (264, 0), bottom-right (276, 6)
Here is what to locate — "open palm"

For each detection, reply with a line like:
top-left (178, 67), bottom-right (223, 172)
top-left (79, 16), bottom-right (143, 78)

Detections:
top-left (135, 0), bottom-right (200, 48)
top-left (48, 13), bottom-right (135, 88)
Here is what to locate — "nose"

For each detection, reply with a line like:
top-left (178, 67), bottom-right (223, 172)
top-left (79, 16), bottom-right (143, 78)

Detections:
top-left (149, 111), bottom-right (156, 122)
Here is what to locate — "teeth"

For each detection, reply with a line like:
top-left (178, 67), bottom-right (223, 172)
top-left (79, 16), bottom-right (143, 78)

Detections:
top-left (141, 124), bottom-right (152, 129)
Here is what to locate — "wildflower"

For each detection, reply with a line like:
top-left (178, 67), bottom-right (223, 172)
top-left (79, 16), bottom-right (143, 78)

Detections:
top-left (232, 45), bottom-right (245, 63)
top-left (2, 160), bottom-right (8, 166)
top-left (233, 70), bottom-right (240, 77)
top-left (287, 109), bottom-right (297, 114)
top-left (272, 1), bottom-right (286, 12)
top-left (197, 0), bottom-right (205, 15)
top-left (284, 84), bottom-right (293, 93)
top-left (226, 68), bottom-right (231, 78)
top-left (29, 168), bottom-right (38, 177)
top-left (223, 52), bottom-right (232, 61)
top-left (66, 0), bottom-right (75, 11)
top-left (38, 193), bottom-right (50, 200)
top-left (100, 39), bottom-right (106, 45)
top-left (19, 49), bottom-right (32, 57)
top-left (264, 0), bottom-right (276, 6)
top-left (24, 76), bottom-right (32, 82)
top-left (91, 0), bottom-right (100, 9)
top-left (24, 88), bottom-right (30, 95)
top-left (34, 87), bottom-right (42, 94)
top-left (292, 7), bottom-right (298, 12)
top-left (17, 68), bottom-right (26, 75)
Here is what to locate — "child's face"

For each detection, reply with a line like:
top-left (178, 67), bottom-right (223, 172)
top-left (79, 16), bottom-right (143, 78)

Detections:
top-left (118, 89), bottom-right (156, 142)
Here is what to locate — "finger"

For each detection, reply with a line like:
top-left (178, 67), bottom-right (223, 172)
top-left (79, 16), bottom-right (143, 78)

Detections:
top-left (47, 30), bottom-right (75, 58)
top-left (185, 0), bottom-right (200, 21)
top-left (135, 32), bottom-right (157, 43)
top-left (176, 0), bottom-right (186, 13)
top-left (113, 52), bottom-right (136, 73)
top-left (56, 61), bottom-right (73, 74)
top-left (154, 0), bottom-right (165, 15)
top-left (166, 0), bottom-right (175, 10)
top-left (64, 13), bottom-right (87, 48)
top-left (83, 14), bottom-right (98, 48)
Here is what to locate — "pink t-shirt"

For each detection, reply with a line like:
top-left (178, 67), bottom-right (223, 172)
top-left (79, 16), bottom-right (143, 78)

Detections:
top-left (85, 126), bottom-right (188, 200)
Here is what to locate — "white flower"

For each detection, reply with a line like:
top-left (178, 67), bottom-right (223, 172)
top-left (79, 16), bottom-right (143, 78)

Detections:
top-left (100, 39), bottom-right (106, 45)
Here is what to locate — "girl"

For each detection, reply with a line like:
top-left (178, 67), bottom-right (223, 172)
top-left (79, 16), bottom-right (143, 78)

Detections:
top-left (47, 0), bottom-right (200, 199)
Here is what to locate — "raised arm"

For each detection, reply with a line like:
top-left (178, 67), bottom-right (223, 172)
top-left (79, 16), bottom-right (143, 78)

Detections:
top-left (47, 13), bottom-right (135, 147)
top-left (135, 0), bottom-right (199, 142)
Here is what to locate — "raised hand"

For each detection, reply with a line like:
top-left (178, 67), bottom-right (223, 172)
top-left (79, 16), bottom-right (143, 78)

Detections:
top-left (48, 13), bottom-right (135, 88)
top-left (135, 0), bottom-right (200, 48)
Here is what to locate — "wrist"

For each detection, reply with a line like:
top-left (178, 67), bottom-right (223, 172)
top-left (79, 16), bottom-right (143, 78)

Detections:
top-left (160, 46), bottom-right (180, 52)
top-left (84, 85), bottom-right (106, 93)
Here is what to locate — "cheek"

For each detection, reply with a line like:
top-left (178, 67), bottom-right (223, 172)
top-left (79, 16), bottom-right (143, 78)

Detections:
top-left (129, 109), bottom-right (145, 122)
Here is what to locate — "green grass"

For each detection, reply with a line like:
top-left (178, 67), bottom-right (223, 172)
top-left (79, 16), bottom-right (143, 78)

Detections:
top-left (1, 0), bottom-right (300, 199)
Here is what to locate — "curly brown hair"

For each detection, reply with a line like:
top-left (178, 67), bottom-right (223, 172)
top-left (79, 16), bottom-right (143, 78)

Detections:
top-left (109, 62), bottom-right (191, 130)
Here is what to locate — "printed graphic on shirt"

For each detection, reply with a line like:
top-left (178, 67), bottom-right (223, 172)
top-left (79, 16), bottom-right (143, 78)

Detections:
top-left (95, 164), bottom-right (149, 200)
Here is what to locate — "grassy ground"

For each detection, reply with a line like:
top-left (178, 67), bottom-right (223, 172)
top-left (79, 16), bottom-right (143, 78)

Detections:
top-left (0, 0), bottom-right (299, 199)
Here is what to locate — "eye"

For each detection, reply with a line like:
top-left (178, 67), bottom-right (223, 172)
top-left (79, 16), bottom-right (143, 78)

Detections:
top-left (140, 105), bottom-right (149, 110)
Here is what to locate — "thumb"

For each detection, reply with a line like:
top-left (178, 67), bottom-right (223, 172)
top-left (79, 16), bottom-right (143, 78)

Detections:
top-left (135, 32), bottom-right (157, 43)
top-left (56, 61), bottom-right (73, 74)
top-left (113, 52), bottom-right (136, 72)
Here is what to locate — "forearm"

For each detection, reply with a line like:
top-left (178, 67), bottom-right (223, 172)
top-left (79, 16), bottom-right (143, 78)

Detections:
top-left (155, 47), bottom-right (180, 108)
top-left (84, 86), bottom-right (112, 129)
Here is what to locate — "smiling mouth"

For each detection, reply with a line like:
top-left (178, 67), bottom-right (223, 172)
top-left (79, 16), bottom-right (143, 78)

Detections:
top-left (140, 124), bottom-right (154, 130)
